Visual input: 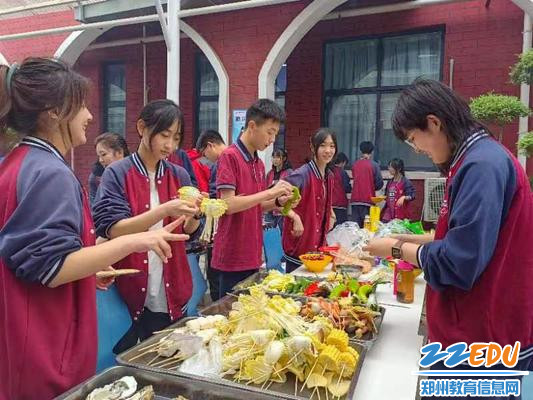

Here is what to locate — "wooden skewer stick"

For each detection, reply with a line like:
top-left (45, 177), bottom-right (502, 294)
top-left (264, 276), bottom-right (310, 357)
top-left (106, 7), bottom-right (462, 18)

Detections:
top-left (128, 347), bottom-right (159, 362)
top-left (264, 380), bottom-right (274, 392)
top-left (258, 349), bottom-right (303, 387)
top-left (300, 358), bottom-right (319, 392)
top-left (146, 353), bottom-right (161, 366)
top-left (310, 387), bottom-right (318, 400)
top-left (136, 340), bottom-right (165, 353)
top-left (294, 377), bottom-right (298, 397)
top-left (317, 387), bottom-right (322, 400)
top-left (152, 328), bottom-right (176, 334)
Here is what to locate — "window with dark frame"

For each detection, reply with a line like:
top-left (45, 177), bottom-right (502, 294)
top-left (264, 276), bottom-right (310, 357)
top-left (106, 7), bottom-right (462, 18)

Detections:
top-left (102, 63), bottom-right (126, 136)
top-left (195, 53), bottom-right (219, 142)
top-left (323, 28), bottom-right (444, 170)
top-left (274, 64), bottom-right (287, 150)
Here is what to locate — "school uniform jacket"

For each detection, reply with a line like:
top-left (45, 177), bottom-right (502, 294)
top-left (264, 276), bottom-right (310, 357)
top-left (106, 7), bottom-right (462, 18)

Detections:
top-left (350, 159), bottom-right (383, 206)
top-left (332, 166), bottom-right (351, 209)
top-left (417, 131), bottom-right (533, 352)
top-left (382, 176), bottom-right (415, 221)
top-left (266, 168), bottom-right (292, 188)
top-left (93, 153), bottom-right (192, 322)
top-left (0, 137), bottom-right (97, 400)
top-left (282, 160), bottom-right (334, 264)
top-left (168, 148), bottom-right (198, 188)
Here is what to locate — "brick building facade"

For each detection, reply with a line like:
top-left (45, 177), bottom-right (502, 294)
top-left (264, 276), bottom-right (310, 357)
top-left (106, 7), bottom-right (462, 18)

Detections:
top-left (0, 0), bottom-right (531, 221)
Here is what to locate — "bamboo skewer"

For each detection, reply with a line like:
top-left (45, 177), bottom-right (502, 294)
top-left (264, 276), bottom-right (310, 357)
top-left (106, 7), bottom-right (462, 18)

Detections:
top-left (300, 358), bottom-right (319, 392)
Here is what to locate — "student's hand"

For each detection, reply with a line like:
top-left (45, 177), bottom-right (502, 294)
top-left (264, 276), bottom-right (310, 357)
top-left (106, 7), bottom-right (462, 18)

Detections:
top-left (277, 191), bottom-right (300, 209)
top-left (291, 214), bottom-right (305, 237)
top-left (163, 199), bottom-right (199, 218)
top-left (396, 196), bottom-right (406, 207)
top-left (131, 217), bottom-right (190, 263)
top-left (269, 180), bottom-right (293, 199)
top-left (96, 266), bottom-right (115, 290)
top-left (362, 238), bottom-right (396, 258)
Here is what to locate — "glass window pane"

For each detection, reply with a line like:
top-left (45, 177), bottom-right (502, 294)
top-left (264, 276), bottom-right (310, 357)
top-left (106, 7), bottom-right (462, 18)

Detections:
top-left (104, 64), bottom-right (126, 135)
top-left (324, 40), bottom-right (378, 90)
top-left (106, 107), bottom-right (126, 134)
top-left (198, 54), bottom-right (219, 96)
top-left (325, 94), bottom-right (377, 163)
top-left (377, 93), bottom-right (435, 170)
top-left (381, 31), bottom-right (442, 87)
top-left (276, 64), bottom-right (287, 93)
top-left (198, 100), bottom-right (218, 133)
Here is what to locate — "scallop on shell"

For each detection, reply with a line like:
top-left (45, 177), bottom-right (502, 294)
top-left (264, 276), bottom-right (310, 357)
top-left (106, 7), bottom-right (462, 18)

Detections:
top-left (85, 376), bottom-right (138, 400)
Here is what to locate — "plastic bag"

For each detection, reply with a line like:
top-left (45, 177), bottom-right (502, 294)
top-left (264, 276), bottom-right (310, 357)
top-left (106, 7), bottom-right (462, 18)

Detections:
top-left (178, 337), bottom-right (223, 377)
top-left (326, 222), bottom-right (371, 256)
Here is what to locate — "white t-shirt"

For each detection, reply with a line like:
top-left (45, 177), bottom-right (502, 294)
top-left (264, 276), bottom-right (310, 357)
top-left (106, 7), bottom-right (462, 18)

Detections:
top-left (144, 171), bottom-right (168, 313)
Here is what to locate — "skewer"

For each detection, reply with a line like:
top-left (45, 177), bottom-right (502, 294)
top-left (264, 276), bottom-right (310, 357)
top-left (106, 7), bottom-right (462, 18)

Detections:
top-left (128, 347), bottom-right (158, 362)
top-left (136, 340), bottom-right (164, 352)
top-left (146, 353), bottom-right (161, 366)
top-left (294, 377), bottom-right (298, 397)
top-left (300, 358), bottom-right (319, 392)
top-left (310, 387), bottom-right (318, 400)
top-left (152, 328), bottom-right (176, 334)
top-left (264, 380), bottom-right (274, 392)
top-left (317, 387), bottom-right (321, 400)
top-left (259, 349), bottom-right (303, 387)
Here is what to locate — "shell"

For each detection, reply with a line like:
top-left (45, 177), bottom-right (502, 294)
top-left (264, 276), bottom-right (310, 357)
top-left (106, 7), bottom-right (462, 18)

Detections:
top-left (125, 385), bottom-right (155, 400)
top-left (85, 376), bottom-right (137, 400)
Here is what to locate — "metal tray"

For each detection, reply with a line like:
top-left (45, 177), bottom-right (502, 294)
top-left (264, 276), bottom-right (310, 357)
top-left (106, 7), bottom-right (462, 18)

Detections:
top-left (55, 366), bottom-right (285, 400)
top-left (202, 292), bottom-right (385, 348)
top-left (116, 318), bottom-right (367, 400)
top-left (232, 270), bottom-right (362, 293)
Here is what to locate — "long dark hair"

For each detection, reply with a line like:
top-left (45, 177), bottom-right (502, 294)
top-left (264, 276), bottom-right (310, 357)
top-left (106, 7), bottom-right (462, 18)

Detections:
top-left (272, 148), bottom-right (292, 171)
top-left (310, 127), bottom-right (337, 170)
top-left (391, 78), bottom-right (490, 171)
top-left (0, 58), bottom-right (90, 137)
top-left (95, 132), bottom-right (130, 156)
top-left (388, 158), bottom-right (405, 177)
top-left (138, 99), bottom-right (184, 145)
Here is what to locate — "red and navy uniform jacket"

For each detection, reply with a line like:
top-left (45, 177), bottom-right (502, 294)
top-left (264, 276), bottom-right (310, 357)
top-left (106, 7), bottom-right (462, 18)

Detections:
top-left (417, 131), bottom-right (533, 354)
top-left (266, 167), bottom-right (292, 188)
top-left (282, 160), bottom-right (334, 265)
top-left (168, 148), bottom-right (198, 188)
top-left (0, 137), bottom-right (97, 400)
top-left (350, 158), bottom-right (384, 206)
top-left (332, 166), bottom-right (351, 209)
top-left (93, 153), bottom-right (192, 322)
top-left (212, 139), bottom-right (266, 271)
top-left (186, 148), bottom-right (211, 193)
top-left (381, 176), bottom-right (415, 221)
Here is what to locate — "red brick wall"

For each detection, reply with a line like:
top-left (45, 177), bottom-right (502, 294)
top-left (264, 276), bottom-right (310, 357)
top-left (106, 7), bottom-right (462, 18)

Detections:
top-left (285, 0), bottom-right (525, 166)
top-left (282, 0), bottom-right (528, 220)
top-left (73, 36), bottom-right (198, 188)
top-left (0, 10), bottom-right (77, 62)
top-left (184, 1), bottom-right (308, 135)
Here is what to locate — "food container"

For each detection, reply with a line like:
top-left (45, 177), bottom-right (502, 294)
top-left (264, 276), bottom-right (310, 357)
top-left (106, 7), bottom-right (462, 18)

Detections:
top-left (298, 253), bottom-right (332, 273)
top-left (54, 366), bottom-right (286, 400)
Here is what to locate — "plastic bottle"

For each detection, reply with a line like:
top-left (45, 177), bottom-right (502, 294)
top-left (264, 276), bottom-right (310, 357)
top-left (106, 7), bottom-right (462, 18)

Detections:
top-left (396, 260), bottom-right (414, 304)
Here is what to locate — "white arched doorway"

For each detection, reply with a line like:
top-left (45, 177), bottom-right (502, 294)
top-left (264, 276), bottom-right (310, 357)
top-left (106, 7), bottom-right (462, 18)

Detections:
top-left (257, 0), bottom-right (348, 170)
top-left (54, 22), bottom-right (230, 143)
top-left (0, 52), bottom-right (9, 65)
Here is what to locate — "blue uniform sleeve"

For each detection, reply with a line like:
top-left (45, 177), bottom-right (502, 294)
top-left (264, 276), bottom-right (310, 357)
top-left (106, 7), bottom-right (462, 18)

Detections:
top-left (209, 163), bottom-right (217, 199)
top-left (418, 154), bottom-right (516, 291)
top-left (88, 172), bottom-right (98, 205)
top-left (372, 161), bottom-right (384, 190)
top-left (282, 166), bottom-right (307, 192)
top-left (341, 169), bottom-right (352, 193)
top-left (92, 166), bottom-right (132, 239)
top-left (0, 166), bottom-right (83, 285)
top-left (178, 150), bottom-right (198, 188)
top-left (403, 177), bottom-right (415, 200)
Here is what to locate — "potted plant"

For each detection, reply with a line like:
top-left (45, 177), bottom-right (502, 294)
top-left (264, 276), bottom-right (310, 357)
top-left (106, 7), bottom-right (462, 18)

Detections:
top-left (470, 93), bottom-right (530, 142)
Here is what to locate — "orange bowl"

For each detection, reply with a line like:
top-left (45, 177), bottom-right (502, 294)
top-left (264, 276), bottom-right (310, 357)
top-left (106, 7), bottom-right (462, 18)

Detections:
top-left (371, 196), bottom-right (386, 204)
top-left (299, 253), bottom-right (333, 273)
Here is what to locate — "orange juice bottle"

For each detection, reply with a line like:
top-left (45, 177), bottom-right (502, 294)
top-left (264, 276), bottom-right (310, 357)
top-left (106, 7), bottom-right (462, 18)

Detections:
top-left (396, 261), bottom-right (414, 304)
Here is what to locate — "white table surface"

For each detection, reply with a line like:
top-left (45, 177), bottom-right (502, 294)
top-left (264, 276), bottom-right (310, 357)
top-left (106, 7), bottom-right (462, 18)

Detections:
top-left (292, 266), bottom-right (426, 400)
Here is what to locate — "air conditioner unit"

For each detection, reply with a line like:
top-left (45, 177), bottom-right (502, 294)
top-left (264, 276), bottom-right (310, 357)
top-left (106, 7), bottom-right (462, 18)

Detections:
top-left (423, 178), bottom-right (446, 222)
